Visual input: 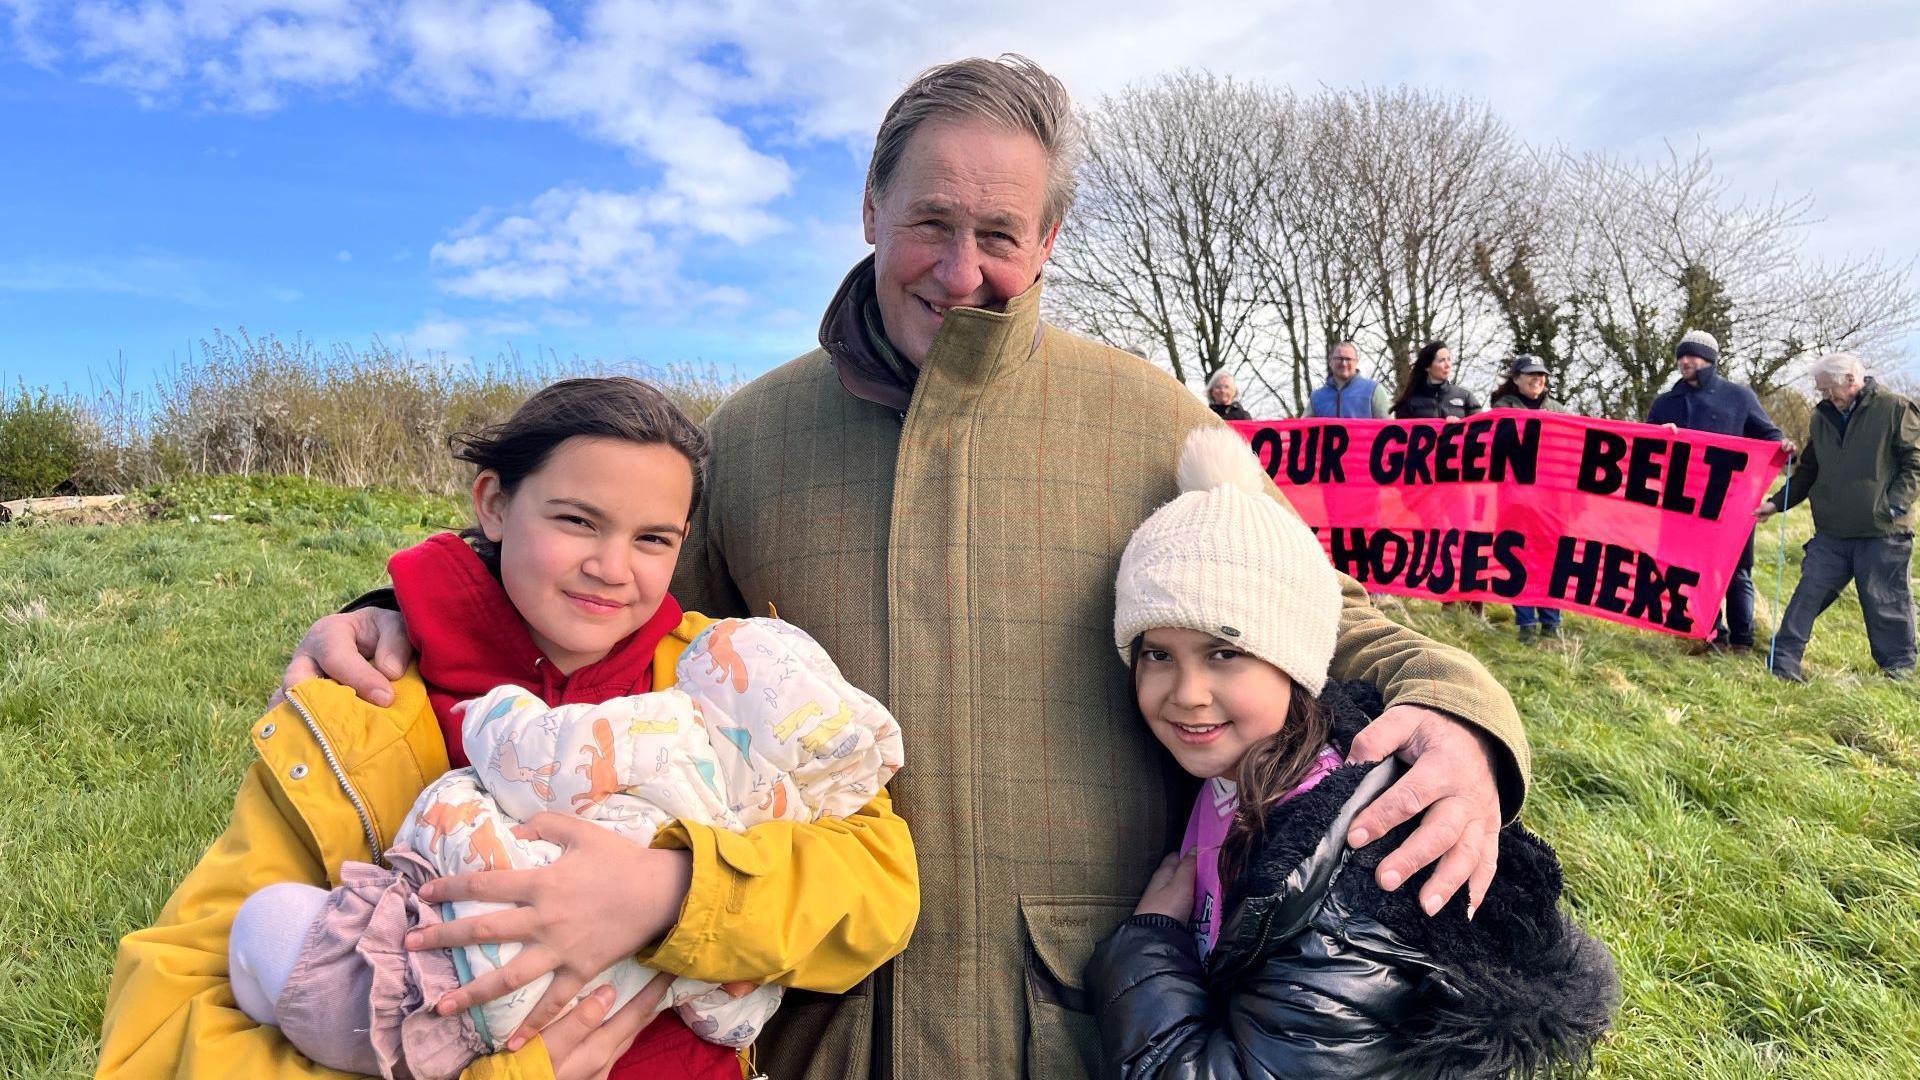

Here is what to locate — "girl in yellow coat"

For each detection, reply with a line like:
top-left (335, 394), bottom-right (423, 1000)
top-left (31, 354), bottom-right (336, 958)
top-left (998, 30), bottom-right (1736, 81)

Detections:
top-left (98, 378), bottom-right (919, 1080)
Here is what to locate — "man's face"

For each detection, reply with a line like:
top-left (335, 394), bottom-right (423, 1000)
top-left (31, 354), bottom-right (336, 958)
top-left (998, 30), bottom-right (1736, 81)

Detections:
top-left (1209, 379), bottom-right (1236, 405)
top-left (863, 119), bottom-right (1060, 367)
top-left (1678, 353), bottom-right (1711, 383)
top-left (1816, 371), bottom-right (1863, 409)
top-left (1328, 346), bottom-right (1359, 383)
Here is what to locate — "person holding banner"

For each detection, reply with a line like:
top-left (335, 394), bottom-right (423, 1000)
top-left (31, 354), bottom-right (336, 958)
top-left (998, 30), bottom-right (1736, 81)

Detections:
top-left (1492, 355), bottom-right (1567, 642)
top-left (1207, 369), bottom-right (1253, 421)
top-left (1645, 329), bottom-right (1787, 656)
top-left (1756, 352), bottom-right (1920, 682)
top-left (1390, 340), bottom-right (1482, 421)
top-left (1310, 341), bottom-right (1390, 419)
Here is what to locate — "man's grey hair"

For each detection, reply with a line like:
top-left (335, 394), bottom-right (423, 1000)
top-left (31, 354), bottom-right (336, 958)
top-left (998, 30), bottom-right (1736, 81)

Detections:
top-left (1206, 369), bottom-right (1236, 392)
top-left (866, 54), bottom-right (1085, 230)
top-left (1811, 351), bottom-right (1866, 383)
top-left (1327, 341), bottom-right (1359, 361)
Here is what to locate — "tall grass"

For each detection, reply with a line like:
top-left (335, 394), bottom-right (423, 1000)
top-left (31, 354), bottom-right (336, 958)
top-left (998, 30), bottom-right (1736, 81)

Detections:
top-left (7, 330), bottom-right (741, 497)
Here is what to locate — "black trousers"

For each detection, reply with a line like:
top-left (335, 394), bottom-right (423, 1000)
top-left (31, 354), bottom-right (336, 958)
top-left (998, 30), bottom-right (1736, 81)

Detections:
top-left (1770, 533), bottom-right (1917, 676)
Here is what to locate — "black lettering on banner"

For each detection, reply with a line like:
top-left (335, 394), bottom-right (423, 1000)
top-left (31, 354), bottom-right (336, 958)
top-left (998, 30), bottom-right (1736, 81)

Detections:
top-left (1624, 436), bottom-right (1667, 505)
top-left (1550, 536), bottom-right (1601, 604)
top-left (1491, 531), bottom-right (1527, 598)
top-left (1488, 417), bottom-right (1541, 484)
top-left (1549, 536), bottom-right (1701, 628)
top-left (1250, 427), bottom-right (1282, 481)
top-left (1374, 529), bottom-right (1409, 580)
top-left (1320, 425), bottom-right (1350, 483)
top-left (1329, 527), bottom-right (1370, 581)
top-left (1403, 425), bottom-right (1437, 484)
top-left (1434, 422), bottom-right (1466, 482)
top-left (1370, 425), bottom-right (1408, 483)
top-left (1697, 445), bottom-right (1747, 522)
top-left (1576, 429), bottom-right (1627, 496)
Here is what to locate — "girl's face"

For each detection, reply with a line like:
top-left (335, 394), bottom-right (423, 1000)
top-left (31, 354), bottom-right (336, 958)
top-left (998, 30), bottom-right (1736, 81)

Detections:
top-left (1134, 627), bottom-right (1295, 781)
top-left (1518, 372), bottom-right (1547, 399)
top-left (473, 435), bottom-right (695, 674)
top-left (1427, 348), bottom-right (1454, 382)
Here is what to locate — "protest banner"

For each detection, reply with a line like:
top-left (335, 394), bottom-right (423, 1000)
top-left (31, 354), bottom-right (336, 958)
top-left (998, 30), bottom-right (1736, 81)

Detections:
top-left (1233, 411), bottom-right (1789, 638)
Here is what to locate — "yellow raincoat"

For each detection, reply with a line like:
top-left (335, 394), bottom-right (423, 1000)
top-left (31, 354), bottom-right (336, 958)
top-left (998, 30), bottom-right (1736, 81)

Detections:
top-left (97, 611), bottom-right (919, 1079)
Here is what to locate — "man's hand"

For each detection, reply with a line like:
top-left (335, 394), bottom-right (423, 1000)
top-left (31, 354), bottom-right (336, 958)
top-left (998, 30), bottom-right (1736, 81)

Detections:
top-left (1134, 851), bottom-right (1196, 919)
top-left (1755, 501), bottom-right (1778, 522)
top-left (277, 608), bottom-right (411, 707)
top-left (534, 976), bottom-right (672, 1080)
top-left (408, 812), bottom-right (694, 1050)
top-left (1343, 704), bottom-right (1503, 919)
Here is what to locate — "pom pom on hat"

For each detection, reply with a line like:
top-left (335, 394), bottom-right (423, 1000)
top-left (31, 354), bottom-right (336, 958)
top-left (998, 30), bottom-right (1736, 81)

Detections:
top-left (1115, 426), bottom-right (1342, 696)
top-left (1177, 425), bottom-right (1272, 497)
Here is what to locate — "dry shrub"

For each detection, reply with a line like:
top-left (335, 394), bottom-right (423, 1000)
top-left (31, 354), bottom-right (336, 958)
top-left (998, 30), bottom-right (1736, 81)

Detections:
top-left (59, 329), bottom-right (742, 494)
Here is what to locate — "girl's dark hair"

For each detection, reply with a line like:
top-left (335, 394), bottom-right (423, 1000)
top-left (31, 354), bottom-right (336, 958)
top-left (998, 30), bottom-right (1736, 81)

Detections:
top-left (1391, 339), bottom-right (1452, 415)
top-left (1127, 636), bottom-right (1333, 887)
top-left (450, 377), bottom-right (709, 572)
top-left (1217, 691), bottom-right (1331, 887)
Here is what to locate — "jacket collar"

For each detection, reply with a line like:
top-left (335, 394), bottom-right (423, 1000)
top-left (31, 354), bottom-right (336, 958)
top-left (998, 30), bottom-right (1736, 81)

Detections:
top-left (1815, 377), bottom-right (1879, 428)
top-left (819, 254), bottom-right (1047, 413)
top-left (1676, 364), bottom-right (1720, 393)
top-left (387, 532), bottom-right (683, 766)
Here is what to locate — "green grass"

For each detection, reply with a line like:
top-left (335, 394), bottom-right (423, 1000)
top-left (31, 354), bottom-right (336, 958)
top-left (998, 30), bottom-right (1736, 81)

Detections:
top-left (3, 476), bottom-right (1916, 1078)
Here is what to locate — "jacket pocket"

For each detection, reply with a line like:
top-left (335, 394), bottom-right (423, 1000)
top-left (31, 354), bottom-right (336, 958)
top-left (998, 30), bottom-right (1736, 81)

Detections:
top-left (1019, 895), bottom-right (1137, 1080)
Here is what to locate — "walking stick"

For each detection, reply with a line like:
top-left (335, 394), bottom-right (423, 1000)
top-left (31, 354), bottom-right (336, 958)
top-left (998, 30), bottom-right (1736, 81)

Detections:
top-left (1768, 452), bottom-right (1794, 671)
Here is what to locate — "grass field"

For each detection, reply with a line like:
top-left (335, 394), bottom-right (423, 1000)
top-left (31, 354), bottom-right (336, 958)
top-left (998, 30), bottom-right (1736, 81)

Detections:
top-left (3, 475), bottom-right (1917, 1078)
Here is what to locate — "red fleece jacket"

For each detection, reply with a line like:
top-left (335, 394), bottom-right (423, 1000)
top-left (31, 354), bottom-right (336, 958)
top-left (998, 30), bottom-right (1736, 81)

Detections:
top-left (385, 532), bottom-right (738, 1080)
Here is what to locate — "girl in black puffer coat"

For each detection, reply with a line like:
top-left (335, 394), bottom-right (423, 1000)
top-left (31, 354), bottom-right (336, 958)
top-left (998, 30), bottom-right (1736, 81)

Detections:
top-left (1096, 428), bottom-right (1618, 1079)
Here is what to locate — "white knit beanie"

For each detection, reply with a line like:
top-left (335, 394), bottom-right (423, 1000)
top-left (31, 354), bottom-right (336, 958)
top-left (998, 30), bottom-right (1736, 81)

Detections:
top-left (1114, 427), bottom-right (1342, 696)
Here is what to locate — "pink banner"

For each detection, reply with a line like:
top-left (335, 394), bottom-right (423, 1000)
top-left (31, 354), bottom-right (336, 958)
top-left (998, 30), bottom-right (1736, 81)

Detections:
top-left (1232, 412), bottom-right (1788, 638)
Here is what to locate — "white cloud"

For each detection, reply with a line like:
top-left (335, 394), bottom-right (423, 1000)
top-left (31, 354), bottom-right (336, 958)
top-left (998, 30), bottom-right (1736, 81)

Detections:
top-left (431, 186), bottom-right (695, 307)
top-left (2, 0), bottom-right (60, 65)
top-left (22, 0), bottom-right (1920, 339)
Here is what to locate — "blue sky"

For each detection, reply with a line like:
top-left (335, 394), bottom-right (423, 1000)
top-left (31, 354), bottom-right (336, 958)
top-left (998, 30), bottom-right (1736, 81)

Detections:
top-left (4, 0), bottom-right (1918, 396)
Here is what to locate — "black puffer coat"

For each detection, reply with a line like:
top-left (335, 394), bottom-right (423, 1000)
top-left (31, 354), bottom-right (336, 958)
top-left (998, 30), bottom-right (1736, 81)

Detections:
top-left (1393, 380), bottom-right (1482, 420)
top-left (1085, 681), bottom-right (1618, 1078)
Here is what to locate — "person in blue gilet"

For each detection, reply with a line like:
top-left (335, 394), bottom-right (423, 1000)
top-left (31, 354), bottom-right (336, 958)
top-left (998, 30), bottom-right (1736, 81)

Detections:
top-left (1310, 341), bottom-right (1390, 418)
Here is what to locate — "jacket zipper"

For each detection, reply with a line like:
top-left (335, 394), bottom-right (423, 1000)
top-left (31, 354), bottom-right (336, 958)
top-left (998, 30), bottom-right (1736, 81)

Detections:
top-left (284, 689), bottom-right (385, 866)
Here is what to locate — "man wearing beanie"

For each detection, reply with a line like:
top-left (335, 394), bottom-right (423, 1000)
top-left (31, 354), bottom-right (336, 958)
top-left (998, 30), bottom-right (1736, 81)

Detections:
top-left (1646, 329), bottom-right (1788, 655)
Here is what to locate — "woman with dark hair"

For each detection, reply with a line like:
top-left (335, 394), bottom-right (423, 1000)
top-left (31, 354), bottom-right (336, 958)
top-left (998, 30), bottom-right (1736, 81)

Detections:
top-left (1491, 354), bottom-right (1561, 413)
top-left (1390, 341), bottom-right (1482, 420)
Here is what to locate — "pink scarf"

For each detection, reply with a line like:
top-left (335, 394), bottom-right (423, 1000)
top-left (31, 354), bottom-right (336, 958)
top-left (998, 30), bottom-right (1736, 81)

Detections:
top-left (1180, 744), bottom-right (1344, 958)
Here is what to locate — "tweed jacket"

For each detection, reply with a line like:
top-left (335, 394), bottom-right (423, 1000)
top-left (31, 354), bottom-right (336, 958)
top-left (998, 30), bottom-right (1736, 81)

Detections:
top-left (672, 264), bottom-right (1530, 1080)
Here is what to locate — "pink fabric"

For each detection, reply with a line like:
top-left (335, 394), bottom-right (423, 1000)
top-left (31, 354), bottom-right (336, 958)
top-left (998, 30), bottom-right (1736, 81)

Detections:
top-left (273, 845), bottom-right (482, 1080)
top-left (1181, 744), bottom-right (1344, 957)
top-left (1231, 414), bottom-right (1789, 638)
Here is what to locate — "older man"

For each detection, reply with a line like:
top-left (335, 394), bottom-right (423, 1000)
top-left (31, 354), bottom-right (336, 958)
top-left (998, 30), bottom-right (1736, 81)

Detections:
top-left (1310, 340), bottom-right (1390, 418)
top-left (1757, 352), bottom-right (1920, 681)
top-left (286, 57), bottom-right (1529, 1080)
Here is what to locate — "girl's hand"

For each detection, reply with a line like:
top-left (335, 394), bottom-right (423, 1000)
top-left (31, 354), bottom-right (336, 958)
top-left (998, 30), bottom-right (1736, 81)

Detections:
top-left (405, 812), bottom-right (693, 1050)
top-left (536, 974), bottom-right (673, 1080)
top-left (1134, 852), bottom-right (1197, 919)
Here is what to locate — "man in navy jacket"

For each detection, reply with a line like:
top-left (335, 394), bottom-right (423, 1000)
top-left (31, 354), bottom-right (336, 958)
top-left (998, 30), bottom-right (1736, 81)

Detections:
top-left (1646, 329), bottom-right (1789, 654)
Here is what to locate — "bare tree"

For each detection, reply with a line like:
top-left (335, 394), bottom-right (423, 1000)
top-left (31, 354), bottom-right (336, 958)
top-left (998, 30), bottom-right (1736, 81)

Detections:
top-left (1315, 87), bottom-right (1535, 396)
top-left (1054, 74), bottom-right (1917, 420)
top-left (1529, 144), bottom-right (1920, 418)
top-left (1048, 72), bottom-right (1289, 401)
